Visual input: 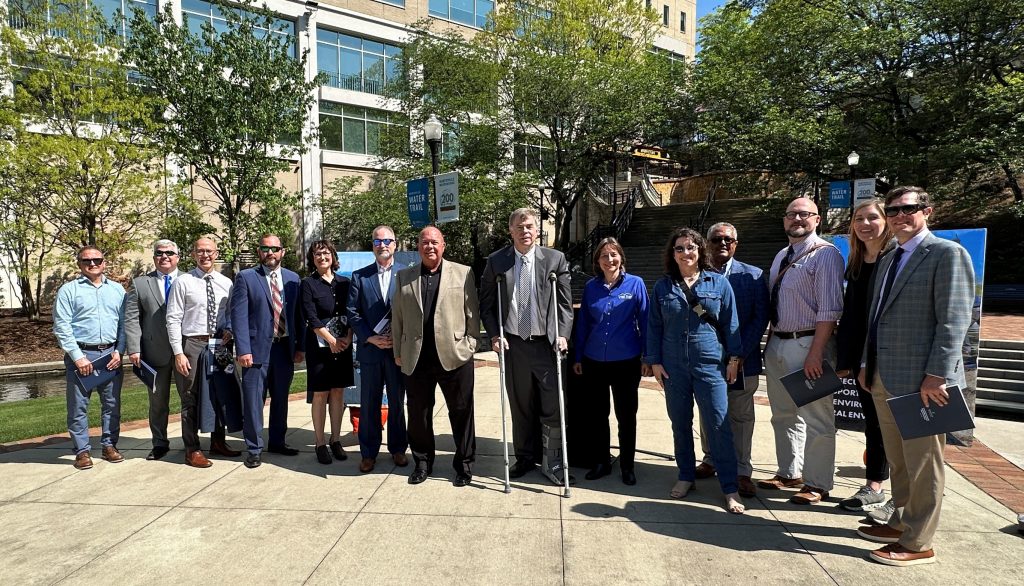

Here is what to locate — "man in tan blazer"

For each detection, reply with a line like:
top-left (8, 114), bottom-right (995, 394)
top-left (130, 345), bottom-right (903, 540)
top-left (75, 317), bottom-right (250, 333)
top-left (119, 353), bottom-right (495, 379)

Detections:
top-left (392, 226), bottom-right (479, 487)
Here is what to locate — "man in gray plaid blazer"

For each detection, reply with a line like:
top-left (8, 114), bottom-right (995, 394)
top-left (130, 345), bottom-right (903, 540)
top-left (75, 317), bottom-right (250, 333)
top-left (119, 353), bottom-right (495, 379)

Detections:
top-left (855, 186), bottom-right (975, 567)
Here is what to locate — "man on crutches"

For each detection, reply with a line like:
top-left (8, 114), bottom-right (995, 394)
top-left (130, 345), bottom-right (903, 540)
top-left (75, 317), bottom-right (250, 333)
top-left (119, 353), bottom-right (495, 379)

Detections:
top-left (481, 208), bottom-right (575, 488)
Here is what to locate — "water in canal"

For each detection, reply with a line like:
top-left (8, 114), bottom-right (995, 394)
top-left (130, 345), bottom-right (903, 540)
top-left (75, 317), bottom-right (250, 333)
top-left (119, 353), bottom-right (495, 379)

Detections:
top-left (0, 371), bottom-right (69, 403)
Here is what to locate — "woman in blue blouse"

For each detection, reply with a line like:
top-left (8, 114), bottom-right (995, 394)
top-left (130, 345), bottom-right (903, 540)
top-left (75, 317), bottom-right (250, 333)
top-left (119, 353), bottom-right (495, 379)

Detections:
top-left (573, 237), bottom-right (649, 485)
top-left (648, 227), bottom-right (745, 514)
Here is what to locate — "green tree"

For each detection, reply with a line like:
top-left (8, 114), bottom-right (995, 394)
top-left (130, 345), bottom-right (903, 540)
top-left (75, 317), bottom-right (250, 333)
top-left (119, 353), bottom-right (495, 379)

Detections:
top-left (125, 0), bottom-right (321, 269)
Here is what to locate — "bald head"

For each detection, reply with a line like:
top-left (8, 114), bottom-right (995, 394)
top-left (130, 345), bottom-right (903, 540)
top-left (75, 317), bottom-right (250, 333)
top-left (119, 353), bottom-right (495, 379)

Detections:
top-left (418, 226), bottom-right (446, 270)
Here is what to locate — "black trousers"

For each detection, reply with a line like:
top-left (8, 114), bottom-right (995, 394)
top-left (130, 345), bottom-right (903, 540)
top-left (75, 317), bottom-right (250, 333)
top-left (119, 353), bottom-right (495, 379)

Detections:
top-left (404, 355), bottom-right (476, 475)
top-left (174, 337), bottom-right (225, 453)
top-left (582, 356), bottom-right (640, 470)
top-left (857, 378), bottom-right (890, 482)
top-left (505, 336), bottom-right (561, 463)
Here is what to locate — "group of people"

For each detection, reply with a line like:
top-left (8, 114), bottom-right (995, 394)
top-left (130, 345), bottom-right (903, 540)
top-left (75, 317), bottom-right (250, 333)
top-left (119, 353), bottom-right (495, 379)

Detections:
top-left (53, 188), bottom-right (973, 567)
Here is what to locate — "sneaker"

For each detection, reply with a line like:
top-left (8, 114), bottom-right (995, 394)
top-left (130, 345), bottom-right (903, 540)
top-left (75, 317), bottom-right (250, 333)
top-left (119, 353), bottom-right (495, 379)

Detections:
top-left (867, 499), bottom-right (896, 525)
top-left (840, 486), bottom-right (886, 511)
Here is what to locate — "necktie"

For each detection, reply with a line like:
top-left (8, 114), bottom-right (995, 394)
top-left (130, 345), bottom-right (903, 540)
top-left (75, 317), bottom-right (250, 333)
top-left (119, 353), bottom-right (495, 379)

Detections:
top-left (164, 274), bottom-right (172, 303)
top-left (517, 254), bottom-right (532, 338)
top-left (204, 275), bottom-right (216, 336)
top-left (769, 246), bottom-right (794, 327)
top-left (865, 246), bottom-right (905, 381)
top-left (271, 271), bottom-right (286, 338)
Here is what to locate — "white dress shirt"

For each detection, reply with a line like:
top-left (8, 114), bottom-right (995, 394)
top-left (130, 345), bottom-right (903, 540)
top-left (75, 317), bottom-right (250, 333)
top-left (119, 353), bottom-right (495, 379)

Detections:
top-left (157, 269), bottom-right (179, 302)
top-left (377, 262), bottom-right (393, 300)
top-left (166, 268), bottom-right (233, 355)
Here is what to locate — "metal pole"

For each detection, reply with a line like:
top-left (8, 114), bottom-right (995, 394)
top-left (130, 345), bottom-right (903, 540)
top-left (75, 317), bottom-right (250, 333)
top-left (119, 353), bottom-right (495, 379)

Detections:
top-left (494, 274), bottom-right (512, 494)
top-left (548, 271), bottom-right (571, 498)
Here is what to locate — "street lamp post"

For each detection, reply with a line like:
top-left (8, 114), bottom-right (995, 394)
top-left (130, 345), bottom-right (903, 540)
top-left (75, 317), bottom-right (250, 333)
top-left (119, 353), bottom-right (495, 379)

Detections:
top-left (423, 115), bottom-right (443, 223)
top-left (847, 150), bottom-right (860, 217)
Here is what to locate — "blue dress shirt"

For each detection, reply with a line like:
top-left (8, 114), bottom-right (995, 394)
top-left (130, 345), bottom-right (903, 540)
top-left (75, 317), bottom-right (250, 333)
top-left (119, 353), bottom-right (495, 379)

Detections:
top-left (53, 275), bottom-right (127, 362)
top-left (574, 272), bottom-right (649, 363)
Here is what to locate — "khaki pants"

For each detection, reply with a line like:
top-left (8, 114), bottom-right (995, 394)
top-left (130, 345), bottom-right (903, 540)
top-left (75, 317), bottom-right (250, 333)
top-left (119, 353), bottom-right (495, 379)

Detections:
top-left (871, 372), bottom-right (945, 552)
top-left (700, 375), bottom-right (759, 477)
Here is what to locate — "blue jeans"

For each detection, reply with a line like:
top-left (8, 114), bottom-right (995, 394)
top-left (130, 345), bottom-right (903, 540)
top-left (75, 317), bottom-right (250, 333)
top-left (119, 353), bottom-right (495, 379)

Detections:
top-left (64, 351), bottom-right (122, 454)
top-left (663, 358), bottom-right (738, 494)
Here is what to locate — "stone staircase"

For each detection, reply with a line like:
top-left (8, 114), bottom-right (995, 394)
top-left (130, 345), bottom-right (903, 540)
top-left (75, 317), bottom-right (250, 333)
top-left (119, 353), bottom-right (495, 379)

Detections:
top-left (978, 339), bottom-right (1024, 416)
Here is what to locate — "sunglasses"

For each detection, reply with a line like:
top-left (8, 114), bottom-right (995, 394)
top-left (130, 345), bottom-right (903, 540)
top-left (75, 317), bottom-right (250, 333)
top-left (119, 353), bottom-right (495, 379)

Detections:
top-left (153, 250), bottom-right (177, 257)
top-left (884, 203), bottom-right (926, 217)
top-left (673, 246), bottom-right (699, 254)
top-left (79, 257), bottom-right (104, 266)
top-left (784, 211), bottom-right (818, 220)
top-left (709, 237), bottom-right (736, 245)
top-left (258, 245), bottom-right (283, 253)
top-left (373, 238), bottom-right (395, 247)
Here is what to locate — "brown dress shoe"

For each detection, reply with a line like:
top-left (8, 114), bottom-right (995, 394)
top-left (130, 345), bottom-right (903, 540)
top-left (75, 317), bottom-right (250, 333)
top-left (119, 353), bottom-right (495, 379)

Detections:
top-left (737, 475), bottom-right (757, 498)
top-left (74, 452), bottom-right (93, 470)
top-left (186, 450), bottom-right (213, 468)
top-left (101, 445), bottom-right (124, 463)
top-left (694, 462), bottom-right (716, 479)
top-left (790, 485), bottom-right (829, 504)
top-left (857, 524), bottom-right (903, 544)
top-left (757, 475), bottom-right (803, 490)
top-left (209, 439), bottom-right (241, 457)
top-left (392, 452), bottom-right (409, 467)
top-left (359, 458), bottom-right (375, 473)
top-left (869, 544), bottom-right (936, 566)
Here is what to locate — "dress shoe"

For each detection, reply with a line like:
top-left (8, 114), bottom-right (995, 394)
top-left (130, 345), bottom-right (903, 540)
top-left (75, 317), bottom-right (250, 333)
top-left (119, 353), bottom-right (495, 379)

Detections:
top-left (315, 445), bottom-right (332, 465)
top-left (508, 459), bottom-right (536, 479)
top-left (621, 468), bottom-right (637, 486)
top-left (209, 439), bottom-right (241, 457)
top-left (101, 445), bottom-right (124, 463)
top-left (244, 453), bottom-right (262, 468)
top-left (585, 462), bottom-right (613, 480)
top-left (453, 472), bottom-right (472, 487)
top-left (857, 524), bottom-right (903, 544)
top-left (790, 486), bottom-right (829, 505)
top-left (869, 544), bottom-right (936, 566)
top-left (267, 444), bottom-right (300, 456)
top-left (359, 458), bottom-right (375, 473)
top-left (757, 475), bottom-right (803, 490)
top-left (737, 475), bottom-right (757, 498)
top-left (329, 441), bottom-right (348, 461)
top-left (392, 452), bottom-right (409, 467)
top-left (74, 451), bottom-right (93, 470)
top-left (146, 446), bottom-right (169, 461)
top-left (186, 450), bottom-right (212, 468)
top-left (694, 462), bottom-right (716, 479)
top-left (408, 467), bottom-right (431, 484)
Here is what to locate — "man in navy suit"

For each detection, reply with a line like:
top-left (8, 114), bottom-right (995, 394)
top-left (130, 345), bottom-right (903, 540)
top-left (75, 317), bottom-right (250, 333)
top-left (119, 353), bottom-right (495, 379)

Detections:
top-left (347, 225), bottom-right (409, 473)
top-left (694, 223), bottom-right (770, 498)
top-left (230, 233), bottom-right (302, 468)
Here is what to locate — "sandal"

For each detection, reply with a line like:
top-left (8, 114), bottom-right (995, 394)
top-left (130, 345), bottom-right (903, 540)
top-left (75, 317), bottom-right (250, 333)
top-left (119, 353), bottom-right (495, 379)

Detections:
top-left (725, 492), bottom-right (745, 514)
top-left (670, 480), bottom-right (694, 499)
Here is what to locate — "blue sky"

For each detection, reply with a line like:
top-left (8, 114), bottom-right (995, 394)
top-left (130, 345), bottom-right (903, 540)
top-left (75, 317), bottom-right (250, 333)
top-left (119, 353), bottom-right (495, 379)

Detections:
top-left (695, 0), bottom-right (726, 52)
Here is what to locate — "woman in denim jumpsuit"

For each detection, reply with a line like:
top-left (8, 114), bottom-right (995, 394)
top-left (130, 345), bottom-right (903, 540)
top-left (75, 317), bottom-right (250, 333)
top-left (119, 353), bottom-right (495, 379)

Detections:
top-left (647, 228), bottom-right (745, 514)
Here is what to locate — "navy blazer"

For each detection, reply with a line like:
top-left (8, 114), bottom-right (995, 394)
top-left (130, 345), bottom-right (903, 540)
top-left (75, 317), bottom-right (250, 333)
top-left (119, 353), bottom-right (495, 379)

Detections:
top-left (727, 259), bottom-right (770, 377)
top-left (229, 265), bottom-right (300, 364)
top-left (347, 262), bottom-right (398, 364)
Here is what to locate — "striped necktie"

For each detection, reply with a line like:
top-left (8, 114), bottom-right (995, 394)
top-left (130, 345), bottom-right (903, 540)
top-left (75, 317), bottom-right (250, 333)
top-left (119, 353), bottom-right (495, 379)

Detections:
top-left (271, 271), bottom-right (286, 337)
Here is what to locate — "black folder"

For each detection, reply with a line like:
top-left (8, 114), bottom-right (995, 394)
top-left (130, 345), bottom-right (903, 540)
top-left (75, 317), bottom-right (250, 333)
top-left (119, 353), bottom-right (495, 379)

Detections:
top-left (886, 385), bottom-right (974, 440)
top-left (780, 361), bottom-right (843, 407)
top-left (75, 351), bottom-right (120, 391)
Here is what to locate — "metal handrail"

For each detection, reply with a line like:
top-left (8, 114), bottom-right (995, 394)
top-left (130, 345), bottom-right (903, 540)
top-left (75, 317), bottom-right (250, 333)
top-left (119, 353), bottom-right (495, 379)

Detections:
top-left (566, 185), bottom-right (642, 270)
top-left (639, 172), bottom-right (662, 207)
top-left (695, 176), bottom-right (717, 234)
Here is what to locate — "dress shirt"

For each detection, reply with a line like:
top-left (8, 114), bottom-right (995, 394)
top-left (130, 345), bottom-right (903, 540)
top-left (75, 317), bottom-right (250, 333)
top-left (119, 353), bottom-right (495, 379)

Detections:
top-left (157, 269), bottom-right (179, 302)
top-left (574, 272), bottom-right (649, 363)
top-left (506, 245), bottom-right (543, 338)
top-left (419, 261), bottom-right (443, 365)
top-left (53, 275), bottom-right (126, 362)
top-left (166, 268), bottom-right (233, 355)
top-left (768, 232), bottom-right (844, 332)
top-left (718, 257), bottom-right (735, 277)
top-left (377, 262), bottom-right (393, 300)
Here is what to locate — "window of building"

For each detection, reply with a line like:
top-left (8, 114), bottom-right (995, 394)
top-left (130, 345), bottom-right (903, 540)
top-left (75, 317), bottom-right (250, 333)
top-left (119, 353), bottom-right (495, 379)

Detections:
top-left (319, 102), bottom-right (407, 155)
top-left (181, 0), bottom-right (296, 58)
top-left (7, 0), bottom-right (157, 41)
top-left (429, 0), bottom-right (494, 29)
top-left (376, 0), bottom-right (405, 7)
top-left (513, 134), bottom-right (554, 173)
top-left (680, 11), bottom-right (686, 33)
top-left (662, 5), bottom-right (669, 27)
top-left (316, 29), bottom-right (401, 96)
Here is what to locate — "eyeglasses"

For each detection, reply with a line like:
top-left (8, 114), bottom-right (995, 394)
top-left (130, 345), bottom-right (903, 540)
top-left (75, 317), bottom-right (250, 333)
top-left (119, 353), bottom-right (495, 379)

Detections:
top-left (884, 203), bottom-right (926, 217)
top-left (258, 245), bottom-right (283, 253)
top-left (673, 245), bottom-right (698, 254)
top-left (372, 238), bottom-right (395, 247)
top-left (153, 250), bottom-right (177, 257)
top-left (709, 237), bottom-right (736, 245)
top-left (784, 211), bottom-right (819, 220)
top-left (194, 249), bottom-right (217, 256)
top-left (79, 257), bottom-right (104, 266)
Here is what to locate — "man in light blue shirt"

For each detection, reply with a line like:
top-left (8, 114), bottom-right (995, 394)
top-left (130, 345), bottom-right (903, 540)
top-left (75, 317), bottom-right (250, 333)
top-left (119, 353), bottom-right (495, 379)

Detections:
top-left (53, 245), bottom-right (127, 470)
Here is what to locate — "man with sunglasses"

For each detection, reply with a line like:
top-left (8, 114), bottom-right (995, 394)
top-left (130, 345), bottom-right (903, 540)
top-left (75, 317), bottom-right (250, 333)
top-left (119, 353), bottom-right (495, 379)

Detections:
top-left (125, 239), bottom-right (182, 462)
top-left (347, 225), bottom-right (409, 473)
top-left (854, 187), bottom-right (974, 566)
top-left (693, 223), bottom-right (770, 498)
top-left (757, 197), bottom-right (845, 506)
top-left (230, 234), bottom-right (302, 468)
top-left (53, 245), bottom-right (127, 470)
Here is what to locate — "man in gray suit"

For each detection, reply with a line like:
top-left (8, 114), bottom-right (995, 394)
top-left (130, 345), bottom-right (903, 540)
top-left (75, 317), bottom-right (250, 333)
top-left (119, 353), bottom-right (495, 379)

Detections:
top-left (125, 239), bottom-right (182, 461)
top-left (481, 208), bottom-right (573, 486)
top-left (855, 186), bottom-right (974, 566)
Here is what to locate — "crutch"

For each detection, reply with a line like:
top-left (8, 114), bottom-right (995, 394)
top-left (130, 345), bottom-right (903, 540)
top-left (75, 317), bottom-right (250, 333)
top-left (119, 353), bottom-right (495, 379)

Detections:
top-left (548, 271), bottom-right (571, 498)
top-left (494, 274), bottom-right (512, 494)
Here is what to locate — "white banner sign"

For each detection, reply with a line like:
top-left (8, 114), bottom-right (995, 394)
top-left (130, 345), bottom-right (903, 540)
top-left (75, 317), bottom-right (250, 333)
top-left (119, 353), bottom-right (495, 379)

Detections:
top-left (434, 172), bottom-right (459, 224)
top-left (854, 178), bottom-right (877, 203)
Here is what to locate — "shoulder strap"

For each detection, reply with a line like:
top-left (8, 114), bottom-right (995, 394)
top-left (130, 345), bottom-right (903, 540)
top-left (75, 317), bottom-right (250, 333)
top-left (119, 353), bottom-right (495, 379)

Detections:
top-left (772, 243), bottom-right (830, 288)
top-left (679, 280), bottom-right (726, 346)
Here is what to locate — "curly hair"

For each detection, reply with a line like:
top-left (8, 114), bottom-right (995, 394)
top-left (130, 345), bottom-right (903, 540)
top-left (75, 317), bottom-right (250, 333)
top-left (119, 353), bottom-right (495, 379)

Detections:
top-left (663, 227), bottom-right (712, 280)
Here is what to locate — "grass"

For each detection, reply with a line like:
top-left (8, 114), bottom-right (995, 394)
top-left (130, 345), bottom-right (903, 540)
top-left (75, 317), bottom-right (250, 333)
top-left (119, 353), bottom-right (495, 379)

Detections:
top-left (0, 372), bottom-right (307, 445)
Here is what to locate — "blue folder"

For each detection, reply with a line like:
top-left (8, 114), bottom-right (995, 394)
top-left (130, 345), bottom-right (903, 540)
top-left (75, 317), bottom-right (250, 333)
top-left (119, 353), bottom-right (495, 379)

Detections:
top-left (75, 351), bottom-right (121, 391)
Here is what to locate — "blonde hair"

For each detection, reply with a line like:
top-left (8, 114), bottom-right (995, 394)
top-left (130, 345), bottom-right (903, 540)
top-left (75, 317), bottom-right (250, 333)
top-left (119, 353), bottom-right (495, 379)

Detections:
top-left (846, 198), bottom-right (894, 280)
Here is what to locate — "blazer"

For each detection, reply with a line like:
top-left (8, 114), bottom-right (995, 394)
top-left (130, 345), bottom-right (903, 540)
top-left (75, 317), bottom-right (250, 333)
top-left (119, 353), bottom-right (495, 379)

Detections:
top-left (726, 259), bottom-right (770, 377)
top-left (861, 232), bottom-right (975, 396)
top-left (391, 260), bottom-right (480, 375)
top-left (347, 261), bottom-right (399, 364)
top-left (480, 245), bottom-right (572, 346)
top-left (124, 271), bottom-right (174, 367)
top-left (229, 265), bottom-right (300, 364)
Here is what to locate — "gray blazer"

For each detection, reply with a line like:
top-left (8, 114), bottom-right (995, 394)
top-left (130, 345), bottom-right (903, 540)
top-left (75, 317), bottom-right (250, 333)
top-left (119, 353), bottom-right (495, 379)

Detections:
top-left (862, 232), bottom-right (975, 396)
top-left (480, 245), bottom-right (572, 347)
top-left (125, 271), bottom-right (174, 367)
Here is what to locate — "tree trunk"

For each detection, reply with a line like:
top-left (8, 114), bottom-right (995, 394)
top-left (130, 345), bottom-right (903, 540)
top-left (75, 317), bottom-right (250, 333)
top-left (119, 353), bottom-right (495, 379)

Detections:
top-left (17, 274), bottom-right (38, 321)
top-left (1002, 163), bottom-right (1023, 202)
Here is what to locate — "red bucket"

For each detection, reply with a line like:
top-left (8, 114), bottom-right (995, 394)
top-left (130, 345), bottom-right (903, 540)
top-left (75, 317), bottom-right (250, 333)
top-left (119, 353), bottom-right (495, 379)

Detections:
top-left (349, 406), bottom-right (389, 434)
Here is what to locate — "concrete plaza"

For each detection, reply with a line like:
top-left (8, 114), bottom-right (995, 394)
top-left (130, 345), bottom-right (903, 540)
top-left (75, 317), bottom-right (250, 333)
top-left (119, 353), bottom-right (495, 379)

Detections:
top-left (2, 358), bottom-right (1022, 585)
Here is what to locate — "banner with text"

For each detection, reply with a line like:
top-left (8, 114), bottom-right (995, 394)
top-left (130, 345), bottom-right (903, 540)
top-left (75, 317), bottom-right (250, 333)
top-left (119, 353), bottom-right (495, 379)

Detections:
top-left (434, 172), bottom-right (459, 224)
top-left (406, 177), bottom-right (430, 228)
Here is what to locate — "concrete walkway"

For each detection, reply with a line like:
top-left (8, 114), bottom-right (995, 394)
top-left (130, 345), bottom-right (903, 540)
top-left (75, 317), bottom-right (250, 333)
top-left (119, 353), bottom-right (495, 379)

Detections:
top-left (2, 362), bottom-right (1022, 585)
